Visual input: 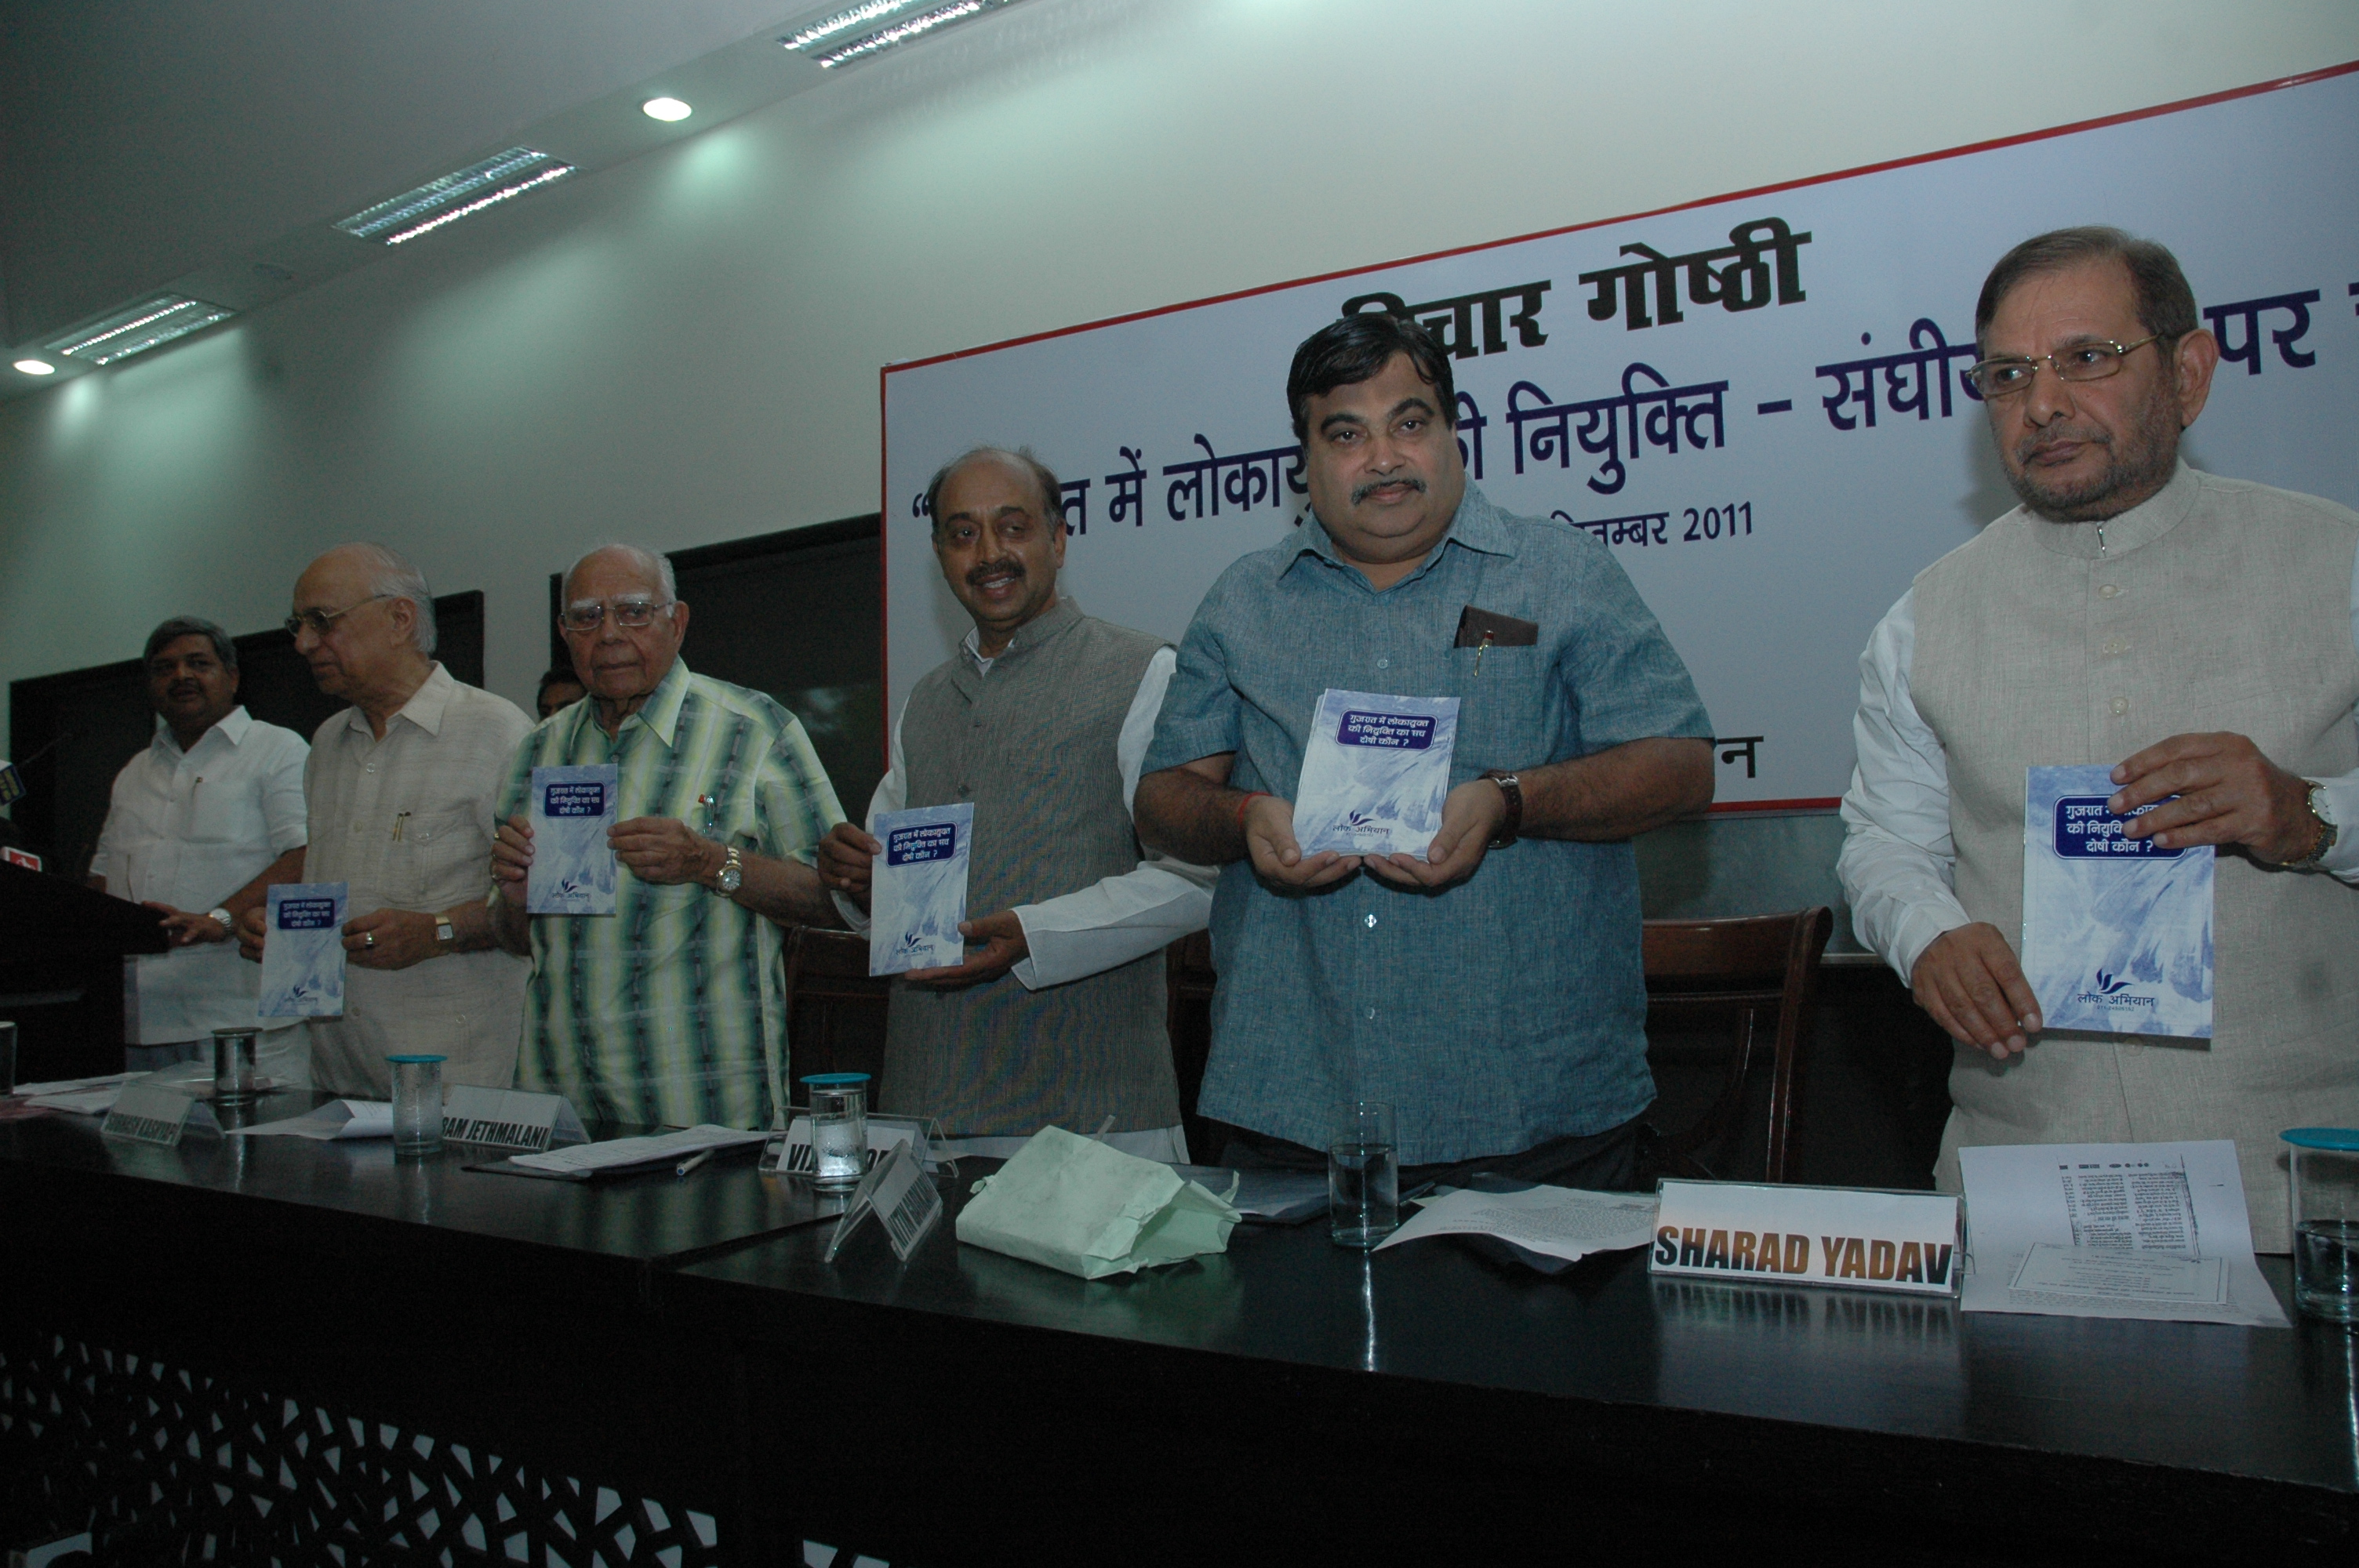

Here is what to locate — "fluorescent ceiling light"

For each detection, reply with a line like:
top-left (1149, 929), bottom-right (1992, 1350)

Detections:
top-left (781, 1), bottom-right (932, 51)
top-left (642, 96), bottom-right (693, 122)
top-left (14, 359), bottom-right (55, 376)
top-left (45, 296), bottom-right (235, 366)
top-left (336, 148), bottom-right (574, 245)
top-left (783, 0), bottom-right (1021, 67)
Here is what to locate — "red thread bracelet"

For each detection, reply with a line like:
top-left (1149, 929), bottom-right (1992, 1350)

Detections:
top-left (1234, 791), bottom-right (1272, 831)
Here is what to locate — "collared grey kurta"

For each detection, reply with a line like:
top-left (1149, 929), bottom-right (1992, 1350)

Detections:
top-left (1144, 485), bottom-right (1713, 1165)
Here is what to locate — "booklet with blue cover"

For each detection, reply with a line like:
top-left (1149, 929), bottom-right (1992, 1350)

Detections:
top-left (528, 764), bottom-right (620, 915)
top-left (2020, 765), bottom-right (2213, 1039)
top-left (1292, 689), bottom-right (1462, 858)
top-left (258, 882), bottom-right (348, 1018)
top-left (869, 803), bottom-right (974, 977)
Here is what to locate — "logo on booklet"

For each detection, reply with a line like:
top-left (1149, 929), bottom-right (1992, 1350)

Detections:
top-left (886, 822), bottom-right (958, 866)
top-left (1337, 711), bottom-right (1434, 750)
top-left (2052, 797), bottom-right (2183, 858)
top-left (543, 781), bottom-right (608, 817)
top-left (2075, 968), bottom-right (2157, 1010)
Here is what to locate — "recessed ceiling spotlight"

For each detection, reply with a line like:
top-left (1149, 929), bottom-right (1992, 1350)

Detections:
top-left (782, 0), bottom-right (1022, 67)
top-left (642, 96), bottom-right (693, 122)
top-left (14, 358), bottom-right (55, 376)
top-left (45, 296), bottom-right (236, 366)
top-left (336, 148), bottom-right (575, 245)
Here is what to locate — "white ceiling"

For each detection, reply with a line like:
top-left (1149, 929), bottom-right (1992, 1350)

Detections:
top-left (0, 0), bottom-right (937, 376)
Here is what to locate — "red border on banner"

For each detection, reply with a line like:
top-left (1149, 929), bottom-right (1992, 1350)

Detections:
top-left (874, 58), bottom-right (2359, 780)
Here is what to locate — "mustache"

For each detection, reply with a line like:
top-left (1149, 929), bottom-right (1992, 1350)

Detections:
top-left (1352, 474), bottom-right (1427, 505)
top-left (966, 558), bottom-right (1024, 586)
top-left (2016, 424), bottom-right (2113, 464)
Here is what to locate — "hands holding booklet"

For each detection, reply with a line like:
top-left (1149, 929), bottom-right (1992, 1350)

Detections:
top-left (1240, 688), bottom-right (1502, 891)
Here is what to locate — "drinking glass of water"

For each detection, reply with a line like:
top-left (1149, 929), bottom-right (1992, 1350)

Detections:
top-left (1329, 1100), bottom-right (1399, 1249)
top-left (2283, 1127), bottom-right (2359, 1325)
top-left (803, 1073), bottom-right (871, 1191)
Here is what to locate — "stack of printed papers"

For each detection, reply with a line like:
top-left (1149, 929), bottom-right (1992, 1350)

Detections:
top-left (1957, 1140), bottom-right (2285, 1327)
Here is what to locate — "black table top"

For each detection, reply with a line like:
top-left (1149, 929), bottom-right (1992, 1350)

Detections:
top-left (0, 1089), bottom-right (834, 1273)
top-left (7, 1090), bottom-right (2357, 1555)
top-left (663, 1165), bottom-right (2359, 1497)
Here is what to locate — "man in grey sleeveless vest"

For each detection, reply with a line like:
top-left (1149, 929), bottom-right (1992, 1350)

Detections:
top-left (1839, 227), bottom-right (2359, 1248)
top-left (819, 448), bottom-right (1214, 1159)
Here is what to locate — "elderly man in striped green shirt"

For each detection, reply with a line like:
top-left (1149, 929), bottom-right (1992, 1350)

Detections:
top-left (490, 544), bottom-right (846, 1128)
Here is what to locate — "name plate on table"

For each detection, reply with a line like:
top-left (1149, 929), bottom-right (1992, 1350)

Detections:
top-left (768, 1113), bottom-right (943, 1175)
top-left (824, 1140), bottom-right (944, 1263)
top-left (101, 1082), bottom-right (221, 1148)
top-left (441, 1086), bottom-right (588, 1152)
top-left (1649, 1179), bottom-right (1961, 1296)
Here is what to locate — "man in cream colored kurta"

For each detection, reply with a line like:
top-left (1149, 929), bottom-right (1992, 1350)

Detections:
top-left (241, 545), bottom-right (531, 1097)
top-left (1839, 228), bottom-right (2359, 1249)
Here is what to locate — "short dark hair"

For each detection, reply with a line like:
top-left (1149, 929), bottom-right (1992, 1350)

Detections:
top-left (1287, 311), bottom-right (1456, 442)
top-left (144, 615), bottom-right (236, 670)
top-left (536, 666), bottom-right (583, 699)
top-left (1975, 227), bottom-right (2199, 354)
top-left (924, 447), bottom-right (1065, 538)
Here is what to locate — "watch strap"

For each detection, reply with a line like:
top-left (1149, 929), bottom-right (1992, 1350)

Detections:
top-left (2290, 781), bottom-right (2340, 869)
top-left (1482, 770), bottom-right (1523, 848)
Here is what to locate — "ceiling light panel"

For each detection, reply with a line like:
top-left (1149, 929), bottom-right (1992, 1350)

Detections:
top-left (336, 148), bottom-right (574, 245)
top-left (781, 1), bottom-right (933, 51)
top-left (783, 0), bottom-right (1023, 68)
top-left (46, 296), bottom-right (235, 365)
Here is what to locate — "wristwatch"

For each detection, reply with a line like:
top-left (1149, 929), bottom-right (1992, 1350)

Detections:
top-left (434, 916), bottom-right (456, 949)
top-left (1481, 770), bottom-right (1523, 848)
top-left (712, 844), bottom-right (745, 896)
top-left (2288, 780), bottom-right (2341, 869)
top-left (208, 906), bottom-right (234, 936)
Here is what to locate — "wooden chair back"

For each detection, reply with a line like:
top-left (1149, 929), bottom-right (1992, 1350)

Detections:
top-left (1640, 906), bottom-right (1834, 1185)
top-left (783, 926), bottom-right (892, 1103)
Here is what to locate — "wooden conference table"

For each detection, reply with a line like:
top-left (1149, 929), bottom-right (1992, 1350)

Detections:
top-left (1, 1089), bottom-right (2353, 1566)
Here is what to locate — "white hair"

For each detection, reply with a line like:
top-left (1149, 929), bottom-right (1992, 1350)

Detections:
top-left (350, 542), bottom-right (437, 655)
top-left (563, 543), bottom-right (678, 606)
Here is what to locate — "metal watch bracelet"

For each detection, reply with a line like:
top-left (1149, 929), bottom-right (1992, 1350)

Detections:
top-left (1483, 769), bottom-right (1523, 848)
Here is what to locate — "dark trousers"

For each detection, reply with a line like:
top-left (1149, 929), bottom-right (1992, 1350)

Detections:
top-left (1219, 1113), bottom-right (1644, 1192)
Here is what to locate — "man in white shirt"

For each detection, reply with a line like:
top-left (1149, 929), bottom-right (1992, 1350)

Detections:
top-left (91, 616), bottom-right (309, 1077)
top-left (1838, 227), bottom-right (2359, 1245)
top-left (818, 448), bottom-right (1214, 1160)
top-left (238, 544), bottom-right (533, 1097)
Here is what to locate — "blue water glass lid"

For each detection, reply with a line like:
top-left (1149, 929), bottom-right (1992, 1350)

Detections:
top-left (801, 1072), bottom-right (871, 1086)
top-left (2280, 1127), bottom-right (2359, 1151)
top-left (383, 1054), bottom-right (449, 1064)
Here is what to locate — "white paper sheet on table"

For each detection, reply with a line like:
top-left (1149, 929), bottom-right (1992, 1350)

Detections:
top-left (1170, 1164), bottom-right (1329, 1222)
top-left (16, 1072), bottom-right (139, 1115)
top-left (1957, 1140), bottom-right (2287, 1327)
top-left (510, 1124), bottom-right (769, 1174)
top-left (1374, 1185), bottom-right (1659, 1264)
top-left (224, 1100), bottom-right (394, 1140)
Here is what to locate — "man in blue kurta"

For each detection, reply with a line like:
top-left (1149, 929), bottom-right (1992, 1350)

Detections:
top-left (1133, 312), bottom-right (1714, 1187)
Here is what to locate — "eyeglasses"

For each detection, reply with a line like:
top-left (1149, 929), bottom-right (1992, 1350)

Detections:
top-left (558, 597), bottom-right (674, 633)
top-left (284, 595), bottom-right (392, 638)
top-left (1965, 335), bottom-right (2164, 398)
